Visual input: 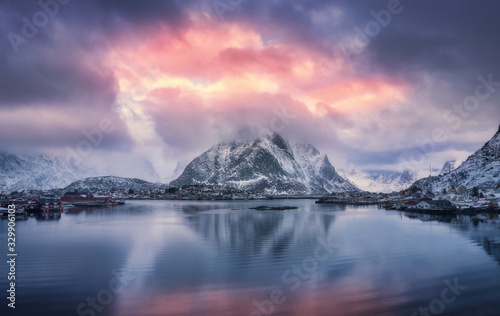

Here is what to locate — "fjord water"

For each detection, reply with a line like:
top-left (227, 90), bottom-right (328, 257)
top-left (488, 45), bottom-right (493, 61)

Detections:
top-left (1, 200), bottom-right (500, 316)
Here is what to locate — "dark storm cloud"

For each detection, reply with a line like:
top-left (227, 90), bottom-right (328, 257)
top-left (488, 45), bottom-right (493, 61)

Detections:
top-left (366, 30), bottom-right (461, 74)
top-left (0, 0), bottom-right (196, 107)
top-left (337, 0), bottom-right (500, 167)
top-left (347, 139), bottom-right (484, 167)
top-left (214, 0), bottom-right (348, 59)
top-left (360, 0), bottom-right (500, 77)
top-left (345, 148), bottom-right (405, 167)
top-left (2, 0), bottom-right (496, 108)
top-left (0, 46), bottom-right (116, 107)
top-left (0, 0), bottom-right (499, 169)
top-left (2, 0), bottom-right (499, 103)
top-left (0, 117), bottom-right (131, 150)
top-left (0, 0), bottom-right (195, 150)
top-left (2, 0), bottom-right (191, 28)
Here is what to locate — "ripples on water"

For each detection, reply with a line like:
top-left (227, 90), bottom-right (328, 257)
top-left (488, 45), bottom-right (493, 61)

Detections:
top-left (1, 200), bottom-right (499, 316)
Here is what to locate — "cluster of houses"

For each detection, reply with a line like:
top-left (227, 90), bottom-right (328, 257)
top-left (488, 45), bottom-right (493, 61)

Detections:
top-left (164, 184), bottom-right (268, 200)
top-left (60, 192), bottom-right (116, 206)
top-left (316, 191), bottom-right (386, 205)
top-left (382, 189), bottom-right (500, 214)
top-left (0, 184), bottom-right (266, 212)
top-left (0, 187), bottom-right (162, 206)
top-left (384, 198), bottom-right (456, 212)
top-left (0, 192), bottom-right (64, 219)
top-left (1, 183), bottom-right (499, 215)
top-left (0, 191), bottom-right (118, 212)
top-left (316, 188), bottom-right (500, 214)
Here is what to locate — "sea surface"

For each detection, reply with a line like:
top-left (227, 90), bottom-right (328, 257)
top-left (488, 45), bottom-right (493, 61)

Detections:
top-left (1, 200), bottom-right (500, 316)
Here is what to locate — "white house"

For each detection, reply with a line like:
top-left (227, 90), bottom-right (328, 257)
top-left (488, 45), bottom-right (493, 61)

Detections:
top-left (417, 200), bottom-right (455, 210)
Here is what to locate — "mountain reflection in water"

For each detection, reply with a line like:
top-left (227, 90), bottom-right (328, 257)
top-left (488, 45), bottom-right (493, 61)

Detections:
top-left (1, 200), bottom-right (499, 316)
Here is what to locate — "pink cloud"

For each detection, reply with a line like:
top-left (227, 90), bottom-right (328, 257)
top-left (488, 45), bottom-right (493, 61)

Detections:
top-left (100, 12), bottom-right (414, 166)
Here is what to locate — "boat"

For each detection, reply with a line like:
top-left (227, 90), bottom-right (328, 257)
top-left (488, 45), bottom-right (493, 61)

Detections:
top-left (0, 206), bottom-right (10, 217)
top-left (107, 200), bottom-right (119, 206)
top-left (0, 206), bottom-right (28, 219)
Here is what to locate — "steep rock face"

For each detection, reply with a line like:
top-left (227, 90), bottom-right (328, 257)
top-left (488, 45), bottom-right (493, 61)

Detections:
top-left (170, 133), bottom-right (358, 194)
top-left (411, 125), bottom-right (500, 193)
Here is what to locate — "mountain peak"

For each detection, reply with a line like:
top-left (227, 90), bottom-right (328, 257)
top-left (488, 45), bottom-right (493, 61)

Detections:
top-left (171, 133), bottom-right (358, 194)
top-left (266, 132), bottom-right (289, 151)
top-left (495, 124), bottom-right (500, 136)
top-left (484, 125), bottom-right (500, 150)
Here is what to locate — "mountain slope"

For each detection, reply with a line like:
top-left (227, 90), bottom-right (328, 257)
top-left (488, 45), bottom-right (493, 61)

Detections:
top-left (0, 151), bottom-right (161, 192)
top-left (170, 133), bottom-right (358, 194)
top-left (0, 152), bottom-right (97, 192)
top-left (339, 168), bottom-right (437, 193)
top-left (64, 176), bottom-right (167, 193)
top-left (411, 125), bottom-right (500, 193)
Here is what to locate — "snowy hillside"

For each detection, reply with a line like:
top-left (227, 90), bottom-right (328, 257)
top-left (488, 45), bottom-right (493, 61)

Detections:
top-left (64, 176), bottom-right (167, 193)
top-left (339, 168), bottom-right (437, 193)
top-left (0, 151), bottom-right (161, 192)
top-left (170, 132), bottom-right (358, 194)
top-left (0, 152), bottom-right (97, 192)
top-left (411, 125), bottom-right (500, 194)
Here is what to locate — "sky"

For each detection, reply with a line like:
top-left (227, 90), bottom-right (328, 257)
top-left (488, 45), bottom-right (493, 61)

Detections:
top-left (1, 0), bottom-right (500, 181)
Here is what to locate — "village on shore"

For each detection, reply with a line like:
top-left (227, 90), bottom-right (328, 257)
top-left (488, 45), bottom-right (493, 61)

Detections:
top-left (1, 183), bottom-right (499, 219)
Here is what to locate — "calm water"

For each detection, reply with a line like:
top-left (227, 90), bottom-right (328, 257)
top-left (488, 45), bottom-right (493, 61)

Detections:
top-left (1, 200), bottom-right (500, 316)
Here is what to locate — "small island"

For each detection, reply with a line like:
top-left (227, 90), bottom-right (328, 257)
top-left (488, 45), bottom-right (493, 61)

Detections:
top-left (249, 205), bottom-right (299, 211)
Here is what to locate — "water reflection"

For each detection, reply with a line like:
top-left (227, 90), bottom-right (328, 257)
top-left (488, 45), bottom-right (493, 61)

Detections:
top-left (36, 213), bottom-right (61, 220)
top-left (402, 211), bottom-right (500, 266)
top-left (2, 201), bottom-right (500, 316)
top-left (182, 206), bottom-right (336, 258)
top-left (115, 203), bottom-right (500, 316)
top-left (113, 201), bottom-right (345, 316)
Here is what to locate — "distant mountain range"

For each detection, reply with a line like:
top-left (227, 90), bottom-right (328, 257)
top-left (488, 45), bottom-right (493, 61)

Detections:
top-left (0, 152), bottom-right (95, 192)
top-left (170, 132), bottom-right (358, 194)
top-left (63, 176), bottom-right (167, 193)
top-left (2, 126), bottom-right (499, 195)
top-left (0, 151), bottom-right (161, 192)
top-left (411, 125), bottom-right (500, 194)
top-left (339, 168), bottom-right (441, 194)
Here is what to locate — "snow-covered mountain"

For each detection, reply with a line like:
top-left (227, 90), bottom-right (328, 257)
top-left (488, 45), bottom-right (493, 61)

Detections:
top-left (170, 132), bottom-right (358, 194)
top-left (64, 176), bottom-right (167, 193)
top-left (0, 151), bottom-right (161, 193)
top-left (166, 160), bottom-right (189, 183)
top-left (439, 160), bottom-right (456, 176)
top-left (339, 168), bottom-right (435, 193)
top-left (411, 125), bottom-right (500, 194)
top-left (0, 152), bottom-right (97, 192)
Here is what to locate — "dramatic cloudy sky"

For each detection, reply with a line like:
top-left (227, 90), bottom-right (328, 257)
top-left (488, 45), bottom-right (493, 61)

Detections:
top-left (1, 0), bottom-right (500, 180)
